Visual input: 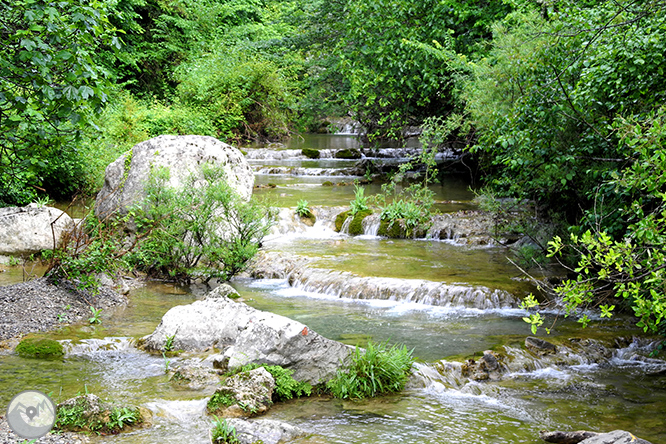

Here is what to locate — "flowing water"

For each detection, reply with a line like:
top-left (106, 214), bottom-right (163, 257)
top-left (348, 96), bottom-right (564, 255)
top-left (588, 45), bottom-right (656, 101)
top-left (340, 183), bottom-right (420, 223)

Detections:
top-left (1, 134), bottom-right (665, 443)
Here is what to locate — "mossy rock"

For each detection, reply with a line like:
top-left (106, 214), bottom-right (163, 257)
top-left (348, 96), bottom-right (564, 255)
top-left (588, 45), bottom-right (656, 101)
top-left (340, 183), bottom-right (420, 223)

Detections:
top-left (16, 337), bottom-right (64, 359)
top-left (348, 210), bottom-right (373, 235)
top-left (377, 220), bottom-right (407, 239)
top-left (301, 148), bottom-right (320, 159)
top-left (322, 181), bottom-right (334, 187)
top-left (334, 210), bottom-right (372, 234)
top-left (334, 149), bottom-right (361, 159)
top-left (335, 211), bottom-right (351, 232)
top-left (299, 212), bottom-right (316, 226)
top-left (377, 219), bottom-right (427, 239)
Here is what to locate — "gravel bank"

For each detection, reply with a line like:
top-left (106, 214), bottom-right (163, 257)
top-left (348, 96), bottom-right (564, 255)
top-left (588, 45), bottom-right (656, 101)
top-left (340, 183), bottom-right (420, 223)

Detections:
top-left (0, 277), bottom-right (127, 341)
top-left (0, 416), bottom-right (89, 443)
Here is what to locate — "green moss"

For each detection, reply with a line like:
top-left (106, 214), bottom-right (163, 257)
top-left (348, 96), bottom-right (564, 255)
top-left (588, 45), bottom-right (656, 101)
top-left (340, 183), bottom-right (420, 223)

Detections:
top-left (322, 181), bottom-right (334, 187)
top-left (301, 148), bottom-right (320, 159)
top-left (335, 211), bottom-right (351, 232)
top-left (335, 149), bottom-right (361, 159)
top-left (348, 209), bottom-right (373, 235)
top-left (378, 219), bottom-right (406, 238)
top-left (16, 337), bottom-right (64, 359)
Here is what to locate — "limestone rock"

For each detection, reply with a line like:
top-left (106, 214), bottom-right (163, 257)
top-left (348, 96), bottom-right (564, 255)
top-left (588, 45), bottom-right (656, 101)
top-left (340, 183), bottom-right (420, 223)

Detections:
top-left (209, 367), bottom-right (275, 417)
top-left (140, 286), bottom-right (352, 384)
top-left (0, 205), bottom-right (73, 255)
top-left (578, 430), bottom-right (652, 444)
top-left (226, 418), bottom-right (306, 444)
top-left (94, 135), bottom-right (253, 223)
top-left (168, 359), bottom-right (222, 391)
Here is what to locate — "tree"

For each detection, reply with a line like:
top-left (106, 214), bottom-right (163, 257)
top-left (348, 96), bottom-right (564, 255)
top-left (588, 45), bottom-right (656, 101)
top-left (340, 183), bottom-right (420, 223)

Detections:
top-left (523, 109), bottom-right (666, 335)
top-left (0, 0), bottom-right (117, 206)
top-left (464, 1), bottom-right (666, 224)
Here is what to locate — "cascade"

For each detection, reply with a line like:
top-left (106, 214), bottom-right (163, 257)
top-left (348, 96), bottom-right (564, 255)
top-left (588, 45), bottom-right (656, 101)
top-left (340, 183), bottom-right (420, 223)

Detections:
top-left (288, 267), bottom-right (519, 309)
top-left (362, 214), bottom-right (381, 236)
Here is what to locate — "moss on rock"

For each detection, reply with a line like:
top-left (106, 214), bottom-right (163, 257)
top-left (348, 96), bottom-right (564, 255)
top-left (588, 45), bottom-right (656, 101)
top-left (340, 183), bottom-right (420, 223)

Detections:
top-left (348, 210), bottom-right (373, 235)
top-left (334, 149), bottom-right (361, 159)
top-left (335, 211), bottom-right (351, 232)
top-left (15, 337), bottom-right (64, 359)
top-left (301, 148), bottom-right (320, 159)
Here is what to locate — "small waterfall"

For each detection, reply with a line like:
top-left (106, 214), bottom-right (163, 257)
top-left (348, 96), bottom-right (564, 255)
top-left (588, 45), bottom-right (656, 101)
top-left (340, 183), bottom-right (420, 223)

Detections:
top-left (362, 214), bottom-right (381, 236)
top-left (61, 337), bottom-right (136, 355)
top-left (288, 267), bottom-right (519, 309)
top-left (339, 216), bottom-right (353, 235)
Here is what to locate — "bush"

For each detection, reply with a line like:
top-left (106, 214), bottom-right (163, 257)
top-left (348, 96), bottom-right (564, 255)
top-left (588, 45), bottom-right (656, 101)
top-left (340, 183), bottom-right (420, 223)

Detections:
top-left (126, 164), bottom-right (276, 283)
top-left (327, 341), bottom-right (414, 399)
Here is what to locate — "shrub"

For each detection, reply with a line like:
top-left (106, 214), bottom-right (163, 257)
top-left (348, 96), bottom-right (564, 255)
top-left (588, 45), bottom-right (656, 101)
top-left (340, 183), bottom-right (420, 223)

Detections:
top-left (126, 164), bottom-right (276, 283)
top-left (327, 341), bottom-right (414, 399)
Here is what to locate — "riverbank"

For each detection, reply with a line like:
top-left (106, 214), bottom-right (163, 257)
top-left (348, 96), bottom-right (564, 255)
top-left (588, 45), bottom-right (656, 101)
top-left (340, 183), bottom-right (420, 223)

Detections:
top-left (0, 278), bottom-right (127, 343)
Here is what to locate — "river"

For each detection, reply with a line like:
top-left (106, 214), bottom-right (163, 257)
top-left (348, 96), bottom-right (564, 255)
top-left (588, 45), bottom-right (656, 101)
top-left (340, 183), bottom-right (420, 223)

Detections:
top-left (0, 134), bottom-right (664, 443)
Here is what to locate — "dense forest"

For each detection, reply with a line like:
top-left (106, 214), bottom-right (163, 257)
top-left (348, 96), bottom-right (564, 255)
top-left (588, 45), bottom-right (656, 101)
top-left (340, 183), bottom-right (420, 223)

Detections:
top-left (1, 0), bottom-right (665, 334)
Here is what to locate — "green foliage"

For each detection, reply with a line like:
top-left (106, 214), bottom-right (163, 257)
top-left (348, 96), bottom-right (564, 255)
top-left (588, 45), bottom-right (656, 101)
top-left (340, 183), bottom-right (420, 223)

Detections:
top-left (88, 306), bottom-right (103, 325)
top-left (15, 337), bottom-right (64, 359)
top-left (220, 363), bottom-right (312, 403)
top-left (211, 416), bottom-right (239, 444)
top-left (176, 50), bottom-right (296, 142)
top-left (327, 341), bottom-right (414, 400)
top-left (308, 0), bottom-right (469, 140)
top-left (295, 200), bottom-right (311, 218)
top-left (349, 185), bottom-right (370, 216)
top-left (262, 365), bottom-right (312, 402)
top-left (465, 3), bottom-right (666, 222)
top-left (208, 391), bottom-right (237, 413)
top-left (126, 164), bottom-right (276, 283)
top-left (376, 146), bottom-right (438, 237)
top-left (55, 397), bottom-right (140, 434)
top-left (108, 407), bottom-right (141, 431)
top-left (0, 0), bottom-right (118, 205)
top-left (522, 108), bottom-right (666, 334)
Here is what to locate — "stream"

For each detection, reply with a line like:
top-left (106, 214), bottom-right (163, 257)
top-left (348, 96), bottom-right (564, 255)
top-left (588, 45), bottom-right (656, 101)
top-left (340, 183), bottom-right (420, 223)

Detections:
top-left (1, 134), bottom-right (665, 443)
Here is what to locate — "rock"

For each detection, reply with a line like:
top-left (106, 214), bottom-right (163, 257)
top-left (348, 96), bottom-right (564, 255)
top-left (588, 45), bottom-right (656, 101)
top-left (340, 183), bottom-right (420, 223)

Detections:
top-left (578, 430), bottom-right (652, 444)
top-left (168, 359), bottom-right (222, 391)
top-left (526, 336), bottom-right (557, 355)
top-left (208, 367), bottom-right (275, 417)
top-left (225, 418), bottom-right (306, 444)
top-left (94, 135), bottom-right (254, 223)
top-left (0, 205), bottom-right (73, 255)
top-left (243, 250), bottom-right (312, 279)
top-left (462, 351), bottom-right (504, 381)
top-left (140, 286), bottom-right (352, 384)
top-left (210, 282), bottom-right (241, 300)
top-left (540, 430), bottom-right (600, 443)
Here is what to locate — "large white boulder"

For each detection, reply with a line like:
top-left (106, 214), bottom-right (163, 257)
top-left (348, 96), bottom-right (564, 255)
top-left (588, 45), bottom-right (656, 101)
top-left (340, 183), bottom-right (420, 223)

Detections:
top-left (141, 286), bottom-right (352, 385)
top-left (94, 135), bottom-right (254, 221)
top-left (0, 204), bottom-right (73, 255)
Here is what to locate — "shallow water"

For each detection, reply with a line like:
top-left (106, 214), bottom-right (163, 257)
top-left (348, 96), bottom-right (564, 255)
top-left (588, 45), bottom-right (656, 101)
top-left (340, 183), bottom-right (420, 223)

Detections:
top-left (1, 135), bottom-right (665, 443)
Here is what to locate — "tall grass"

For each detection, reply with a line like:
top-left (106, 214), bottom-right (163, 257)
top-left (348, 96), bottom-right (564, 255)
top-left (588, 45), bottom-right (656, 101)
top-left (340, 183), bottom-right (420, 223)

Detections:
top-left (327, 341), bottom-right (415, 399)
